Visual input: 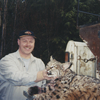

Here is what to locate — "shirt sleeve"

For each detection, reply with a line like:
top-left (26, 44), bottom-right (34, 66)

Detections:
top-left (35, 59), bottom-right (46, 86)
top-left (24, 59), bottom-right (46, 86)
top-left (0, 56), bottom-right (38, 86)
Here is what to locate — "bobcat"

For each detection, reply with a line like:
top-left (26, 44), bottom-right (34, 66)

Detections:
top-left (24, 56), bottom-right (100, 100)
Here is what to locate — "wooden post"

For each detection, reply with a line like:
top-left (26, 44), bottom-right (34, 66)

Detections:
top-left (65, 52), bottom-right (70, 62)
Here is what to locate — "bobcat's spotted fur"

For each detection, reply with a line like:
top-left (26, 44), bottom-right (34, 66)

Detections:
top-left (24, 57), bottom-right (100, 100)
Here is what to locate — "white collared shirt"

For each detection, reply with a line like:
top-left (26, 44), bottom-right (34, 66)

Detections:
top-left (22, 57), bottom-right (30, 70)
top-left (0, 50), bottom-right (46, 100)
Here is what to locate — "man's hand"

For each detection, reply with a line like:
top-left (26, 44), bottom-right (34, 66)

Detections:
top-left (42, 69), bottom-right (54, 80)
top-left (35, 70), bottom-right (55, 82)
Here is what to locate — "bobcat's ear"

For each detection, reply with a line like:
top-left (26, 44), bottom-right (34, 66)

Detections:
top-left (50, 56), bottom-right (54, 61)
top-left (62, 62), bottom-right (72, 70)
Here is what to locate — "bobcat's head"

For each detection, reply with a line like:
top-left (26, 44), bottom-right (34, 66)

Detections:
top-left (46, 56), bottom-right (72, 78)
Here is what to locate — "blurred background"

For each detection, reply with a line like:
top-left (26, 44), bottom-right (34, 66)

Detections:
top-left (0, 0), bottom-right (100, 64)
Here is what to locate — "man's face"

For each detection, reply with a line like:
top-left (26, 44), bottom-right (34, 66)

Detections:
top-left (18, 36), bottom-right (35, 57)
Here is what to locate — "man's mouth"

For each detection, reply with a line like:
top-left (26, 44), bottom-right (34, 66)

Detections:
top-left (25, 47), bottom-right (31, 50)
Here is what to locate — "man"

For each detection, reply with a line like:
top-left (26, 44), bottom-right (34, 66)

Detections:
top-left (0, 30), bottom-right (53, 100)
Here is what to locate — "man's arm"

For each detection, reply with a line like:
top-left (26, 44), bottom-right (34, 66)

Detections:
top-left (35, 70), bottom-right (53, 82)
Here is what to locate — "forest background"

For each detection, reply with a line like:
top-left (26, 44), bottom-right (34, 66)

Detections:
top-left (0, 0), bottom-right (100, 64)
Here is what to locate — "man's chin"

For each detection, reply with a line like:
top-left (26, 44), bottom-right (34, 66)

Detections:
top-left (24, 51), bottom-right (32, 55)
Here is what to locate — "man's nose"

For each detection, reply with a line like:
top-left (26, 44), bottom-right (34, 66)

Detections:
top-left (26, 41), bottom-right (30, 46)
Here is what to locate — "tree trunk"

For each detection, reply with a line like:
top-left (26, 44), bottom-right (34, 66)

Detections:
top-left (0, 8), bottom-right (2, 26)
top-left (11, 0), bottom-right (18, 52)
top-left (1, 0), bottom-right (8, 58)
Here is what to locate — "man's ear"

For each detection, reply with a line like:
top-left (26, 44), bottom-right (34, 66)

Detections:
top-left (17, 39), bottom-right (20, 46)
top-left (62, 62), bottom-right (72, 70)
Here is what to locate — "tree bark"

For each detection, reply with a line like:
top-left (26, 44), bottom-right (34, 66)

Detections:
top-left (11, 0), bottom-right (18, 52)
top-left (1, 0), bottom-right (8, 58)
top-left (0, 8), bottom-right (2, 26)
